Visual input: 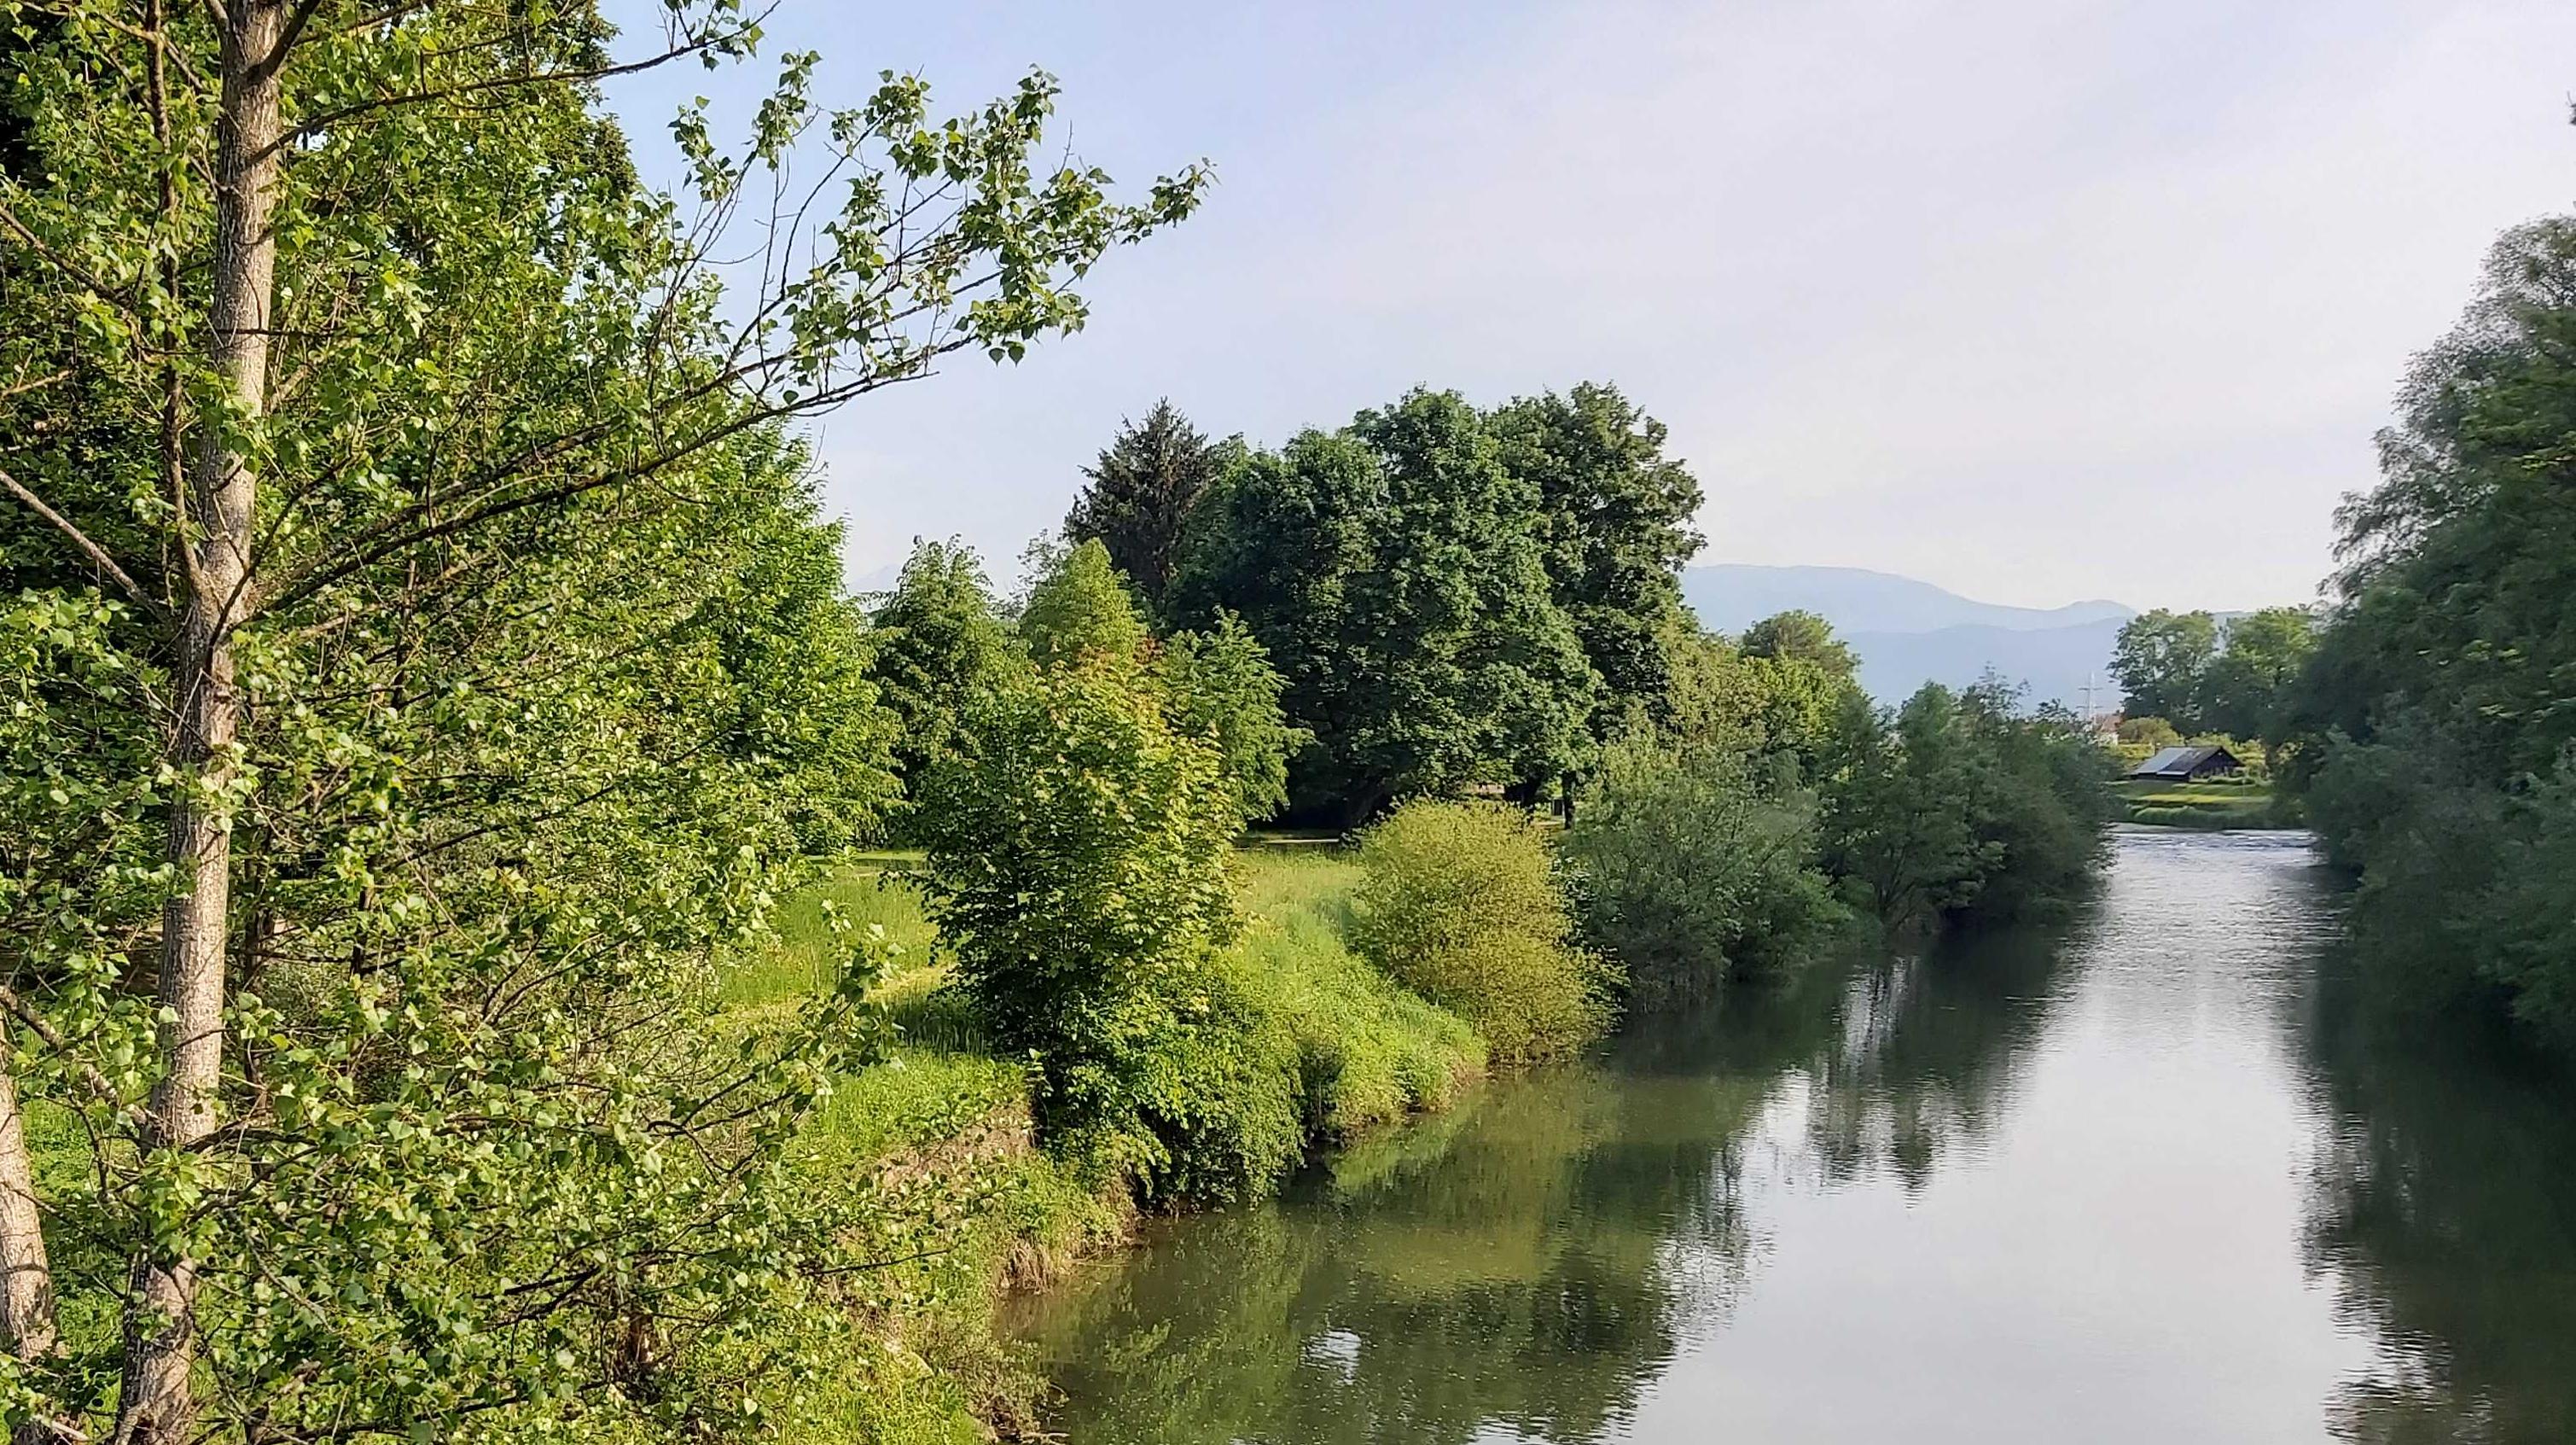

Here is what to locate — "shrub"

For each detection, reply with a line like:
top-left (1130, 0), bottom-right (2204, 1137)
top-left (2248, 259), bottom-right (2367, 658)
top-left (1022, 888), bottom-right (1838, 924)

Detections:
top-left (1819, 682), bottom-right (2112, 932)
top-left (1563, 742), bottom-right (1845, 1007)
top-left (1349, 801), bottom-right (1615, 1065)
top-left (915, 665), bottom-right (1299, 1202)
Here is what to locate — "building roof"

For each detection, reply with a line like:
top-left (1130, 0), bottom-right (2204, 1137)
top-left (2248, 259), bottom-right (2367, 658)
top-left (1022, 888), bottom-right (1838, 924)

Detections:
top-left (2128, 744), bottom-right (2240, 778)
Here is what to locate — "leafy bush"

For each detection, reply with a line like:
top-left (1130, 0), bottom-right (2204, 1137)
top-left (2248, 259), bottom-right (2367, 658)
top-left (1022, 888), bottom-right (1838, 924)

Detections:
top-left (1349, 801), bottom-right (1615, 1065)
top-left (915, 664), bottom-right (1300, 1202)
top-left (1563, 742), bottom-right (1846, 1006)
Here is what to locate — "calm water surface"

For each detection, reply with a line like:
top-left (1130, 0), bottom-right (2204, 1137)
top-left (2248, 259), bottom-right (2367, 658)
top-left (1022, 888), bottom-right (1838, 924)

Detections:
top-left (1010, 829), bottom-right (2576, 1443)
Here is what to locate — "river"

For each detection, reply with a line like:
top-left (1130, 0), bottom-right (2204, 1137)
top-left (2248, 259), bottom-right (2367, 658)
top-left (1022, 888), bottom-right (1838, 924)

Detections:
top-left (1008, 828), bottom-right (2576, 1443)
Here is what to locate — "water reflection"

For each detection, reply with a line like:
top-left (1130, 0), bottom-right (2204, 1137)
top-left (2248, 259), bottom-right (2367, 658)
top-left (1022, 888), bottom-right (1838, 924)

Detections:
top-left (1801, 928), bottom-right (2063, 1193)
top-left (2294, 945), bottom-right (2576, 1443)
top-left (1013, 832), bottom-right (2576, 1445)
top-left (1014, 924), bottom-right (2070, 1444)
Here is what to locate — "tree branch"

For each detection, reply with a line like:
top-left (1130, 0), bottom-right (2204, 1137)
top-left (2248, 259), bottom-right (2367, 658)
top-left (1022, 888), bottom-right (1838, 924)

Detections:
top-left (0, 466), bottom-right (166, 617)
top-left (263, 8), bottom-right (775, 159)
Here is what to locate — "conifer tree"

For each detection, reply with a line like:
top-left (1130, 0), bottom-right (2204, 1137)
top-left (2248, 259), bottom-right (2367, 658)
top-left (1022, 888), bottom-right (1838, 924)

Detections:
top-left (1065, 399), bottom-right (1230, 609)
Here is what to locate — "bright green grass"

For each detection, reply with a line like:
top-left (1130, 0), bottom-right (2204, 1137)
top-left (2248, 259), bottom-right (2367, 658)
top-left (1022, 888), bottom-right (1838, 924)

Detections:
top-left (2112, 778), bottom-right (2295, 829)
top-left (733, 847), bottom-right (1486, 1143)
top-left (724, 865), bottom-right (940, 1011)
top-left (1218, 849), bottom-right (1486, 1136)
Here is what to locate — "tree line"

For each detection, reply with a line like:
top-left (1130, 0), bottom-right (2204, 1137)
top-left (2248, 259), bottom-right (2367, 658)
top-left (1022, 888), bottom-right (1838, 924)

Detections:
top-left (0, 2), bottom-right (2115, 1436)
top-left (2108, 605), bottom-right (2317, 755)
top-left (2277, 211), bottom-right (2576, 1052)
top-left (876, 391), bottom-right (2115, 1024)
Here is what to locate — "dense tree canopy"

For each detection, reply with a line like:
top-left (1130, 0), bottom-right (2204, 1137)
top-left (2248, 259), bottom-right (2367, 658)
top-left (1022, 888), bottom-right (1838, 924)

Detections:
top-left (1171, 389), bottom-right (1597, 822)
top-left (867, 539), bottom-right (1027, 802)
top-left (2197, 606), bottom-right (2317, 747)
top-left (2287, 214), bottom-right (2576, 1049)
top-left (1741, 609), bottom-right (1858, 676)
top-left (2110, 606), bottom-right (2313, 746)
top-left (2109, 609), bottom-right (2220, 728)
top-left (1490, 383), bottom-right (1706, 731)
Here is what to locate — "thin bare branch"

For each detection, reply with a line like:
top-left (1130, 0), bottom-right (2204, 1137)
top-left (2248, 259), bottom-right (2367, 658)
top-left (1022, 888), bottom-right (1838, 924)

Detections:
top-left (0, 466), bottom-right (165, 616)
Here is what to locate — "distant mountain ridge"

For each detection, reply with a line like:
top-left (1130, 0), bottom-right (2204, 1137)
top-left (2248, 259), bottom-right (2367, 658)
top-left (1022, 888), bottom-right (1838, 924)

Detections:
top-left (1680, 564), bottom-right (2131, 637)
top-left (1681, 564), bottom-right (2137, 710)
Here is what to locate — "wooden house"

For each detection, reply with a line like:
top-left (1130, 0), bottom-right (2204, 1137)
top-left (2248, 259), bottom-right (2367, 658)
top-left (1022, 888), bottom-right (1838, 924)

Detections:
top-left (2126, 744), bottom-right (2244, 783)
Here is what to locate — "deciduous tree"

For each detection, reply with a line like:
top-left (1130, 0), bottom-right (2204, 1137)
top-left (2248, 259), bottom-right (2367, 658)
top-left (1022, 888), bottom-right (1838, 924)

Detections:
top-left (2110, 609), bottom-right (2219, 730)
top-left (0, 2), bottom-right (1201, 1435)
top-left (1171, 389), bottom-right (1596, 821)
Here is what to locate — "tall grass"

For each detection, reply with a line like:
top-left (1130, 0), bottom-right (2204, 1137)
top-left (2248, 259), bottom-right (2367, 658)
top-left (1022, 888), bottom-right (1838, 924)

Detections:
top-left (1219, 849), bottom-right (1486, 1135)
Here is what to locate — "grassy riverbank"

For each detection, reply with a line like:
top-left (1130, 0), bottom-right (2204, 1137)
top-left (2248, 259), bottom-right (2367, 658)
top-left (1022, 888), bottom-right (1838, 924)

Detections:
top-left (728, 845), bottom-right (1486, 1442)
top-left (2114, 778), bottom-right (2299, 830)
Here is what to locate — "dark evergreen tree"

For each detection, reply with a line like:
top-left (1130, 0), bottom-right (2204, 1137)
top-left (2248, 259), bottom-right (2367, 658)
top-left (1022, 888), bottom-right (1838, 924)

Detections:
top-left (1065, 399), bottom-right (1231, 609)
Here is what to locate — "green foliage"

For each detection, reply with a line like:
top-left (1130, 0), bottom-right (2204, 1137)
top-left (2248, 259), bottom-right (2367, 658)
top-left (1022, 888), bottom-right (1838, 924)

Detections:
top-left (1741, 609), bottom-right (1858, 677)
top-left (0, 0), bottom-right (1205, 1431)
top-left (1818, 681), bottom-right (2114, 933)
top-left (1219, 851), bottom-right (1486, 1134)
top-left (913, 663), bottom-right (1292, 1202)
top-left (1171, 389), bottom-right (1599, 821)
top-left (867, 539), bottom-right (1029, 804)
top-left (2198, 607), bottom-right (2317, 746)
top-left (2111, 609), bottom-right (2221, 729)
top-left (1564, 740), bottom-right (1846, 1005)
top-left (1349, 801), bottom-right (1616, 1065)
top-left (2284, 213), bottom-right (2576, 1050)
top-left (2118, 715), bottom-right (2183, 747)
top-left (1063, 400), bottom-right (1238, 612)
top-left (1154, 614), bottom-right (1307, 824)
top-left (1490, 382), bottom-right (1706, 733)
top-left (2113, 609), bottom-right (2313, 746)
top-left (1019, 538), bottom-right (1151, 673)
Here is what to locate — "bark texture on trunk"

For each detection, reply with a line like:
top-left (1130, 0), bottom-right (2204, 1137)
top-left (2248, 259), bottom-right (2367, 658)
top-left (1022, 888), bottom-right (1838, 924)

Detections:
top-left (0, 1042), bottom-right (73, 1445)
top-left (115, 4), bottom-right (286, 1440)
top-left (0, 1047), bottom-right (56, 1363)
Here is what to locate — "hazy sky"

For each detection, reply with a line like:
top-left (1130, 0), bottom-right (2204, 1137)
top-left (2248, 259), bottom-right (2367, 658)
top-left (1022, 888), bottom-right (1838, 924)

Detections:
top-left (603, 0), bottom-right (2576, 611)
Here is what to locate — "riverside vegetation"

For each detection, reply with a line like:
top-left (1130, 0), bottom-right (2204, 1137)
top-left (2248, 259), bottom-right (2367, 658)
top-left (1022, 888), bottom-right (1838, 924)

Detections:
top-left (0, 3), bottom-right (2115, 1440)
top-left (2279, 211), bottom-right (2576, 1054)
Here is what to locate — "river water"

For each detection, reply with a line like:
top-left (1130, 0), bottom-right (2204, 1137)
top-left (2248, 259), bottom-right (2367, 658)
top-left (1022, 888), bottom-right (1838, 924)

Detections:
top-left (1009, 829), bottom-right (2576, 1443)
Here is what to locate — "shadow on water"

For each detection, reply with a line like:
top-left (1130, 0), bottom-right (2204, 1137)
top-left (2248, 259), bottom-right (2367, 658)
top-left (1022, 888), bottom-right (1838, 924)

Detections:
top-left (2293, 935), bottom-right (2576, 1444)
top-left (1008, 919), bottom-right (2078, 1445)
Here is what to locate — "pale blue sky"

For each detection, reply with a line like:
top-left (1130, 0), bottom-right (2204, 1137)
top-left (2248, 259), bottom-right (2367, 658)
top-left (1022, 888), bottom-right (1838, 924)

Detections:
top-left (602, 0), bottom-right (2576, 611)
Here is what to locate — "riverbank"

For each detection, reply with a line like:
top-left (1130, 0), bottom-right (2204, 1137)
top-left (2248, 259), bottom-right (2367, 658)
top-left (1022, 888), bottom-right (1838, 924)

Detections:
top-left (731, 846), bottom-right (1487, 1441)
top-left (2113, 778), bottom-right (2299, 830)
top-left (1009, 829), bottom-right (2576, 1443)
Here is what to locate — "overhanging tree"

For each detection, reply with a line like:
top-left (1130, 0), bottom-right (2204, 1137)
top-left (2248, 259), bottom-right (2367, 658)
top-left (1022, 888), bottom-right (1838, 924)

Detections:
top-left (0, 2), bottom-right (1201, 1437)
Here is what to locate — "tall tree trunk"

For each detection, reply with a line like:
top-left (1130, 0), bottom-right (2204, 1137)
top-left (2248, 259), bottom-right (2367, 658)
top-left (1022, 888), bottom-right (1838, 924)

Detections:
top-left (115, 4), bottom-right (286, 1440)
top-left (0, 1040), bottom-right (69, 1445)
top-left (0, 1047), bottom-right (57, 1361)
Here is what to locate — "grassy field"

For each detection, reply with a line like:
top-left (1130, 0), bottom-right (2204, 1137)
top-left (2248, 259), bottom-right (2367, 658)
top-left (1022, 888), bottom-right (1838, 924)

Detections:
top-left (2112, 778), bottom-right (2298, 830)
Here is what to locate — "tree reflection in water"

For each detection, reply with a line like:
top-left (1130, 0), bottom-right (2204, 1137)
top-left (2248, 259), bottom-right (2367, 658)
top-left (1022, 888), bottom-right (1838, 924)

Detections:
top-left (2294, 943), bottom-right (2576, 1445)
top-left (1013, 924), bottom-right (2076, 1445)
